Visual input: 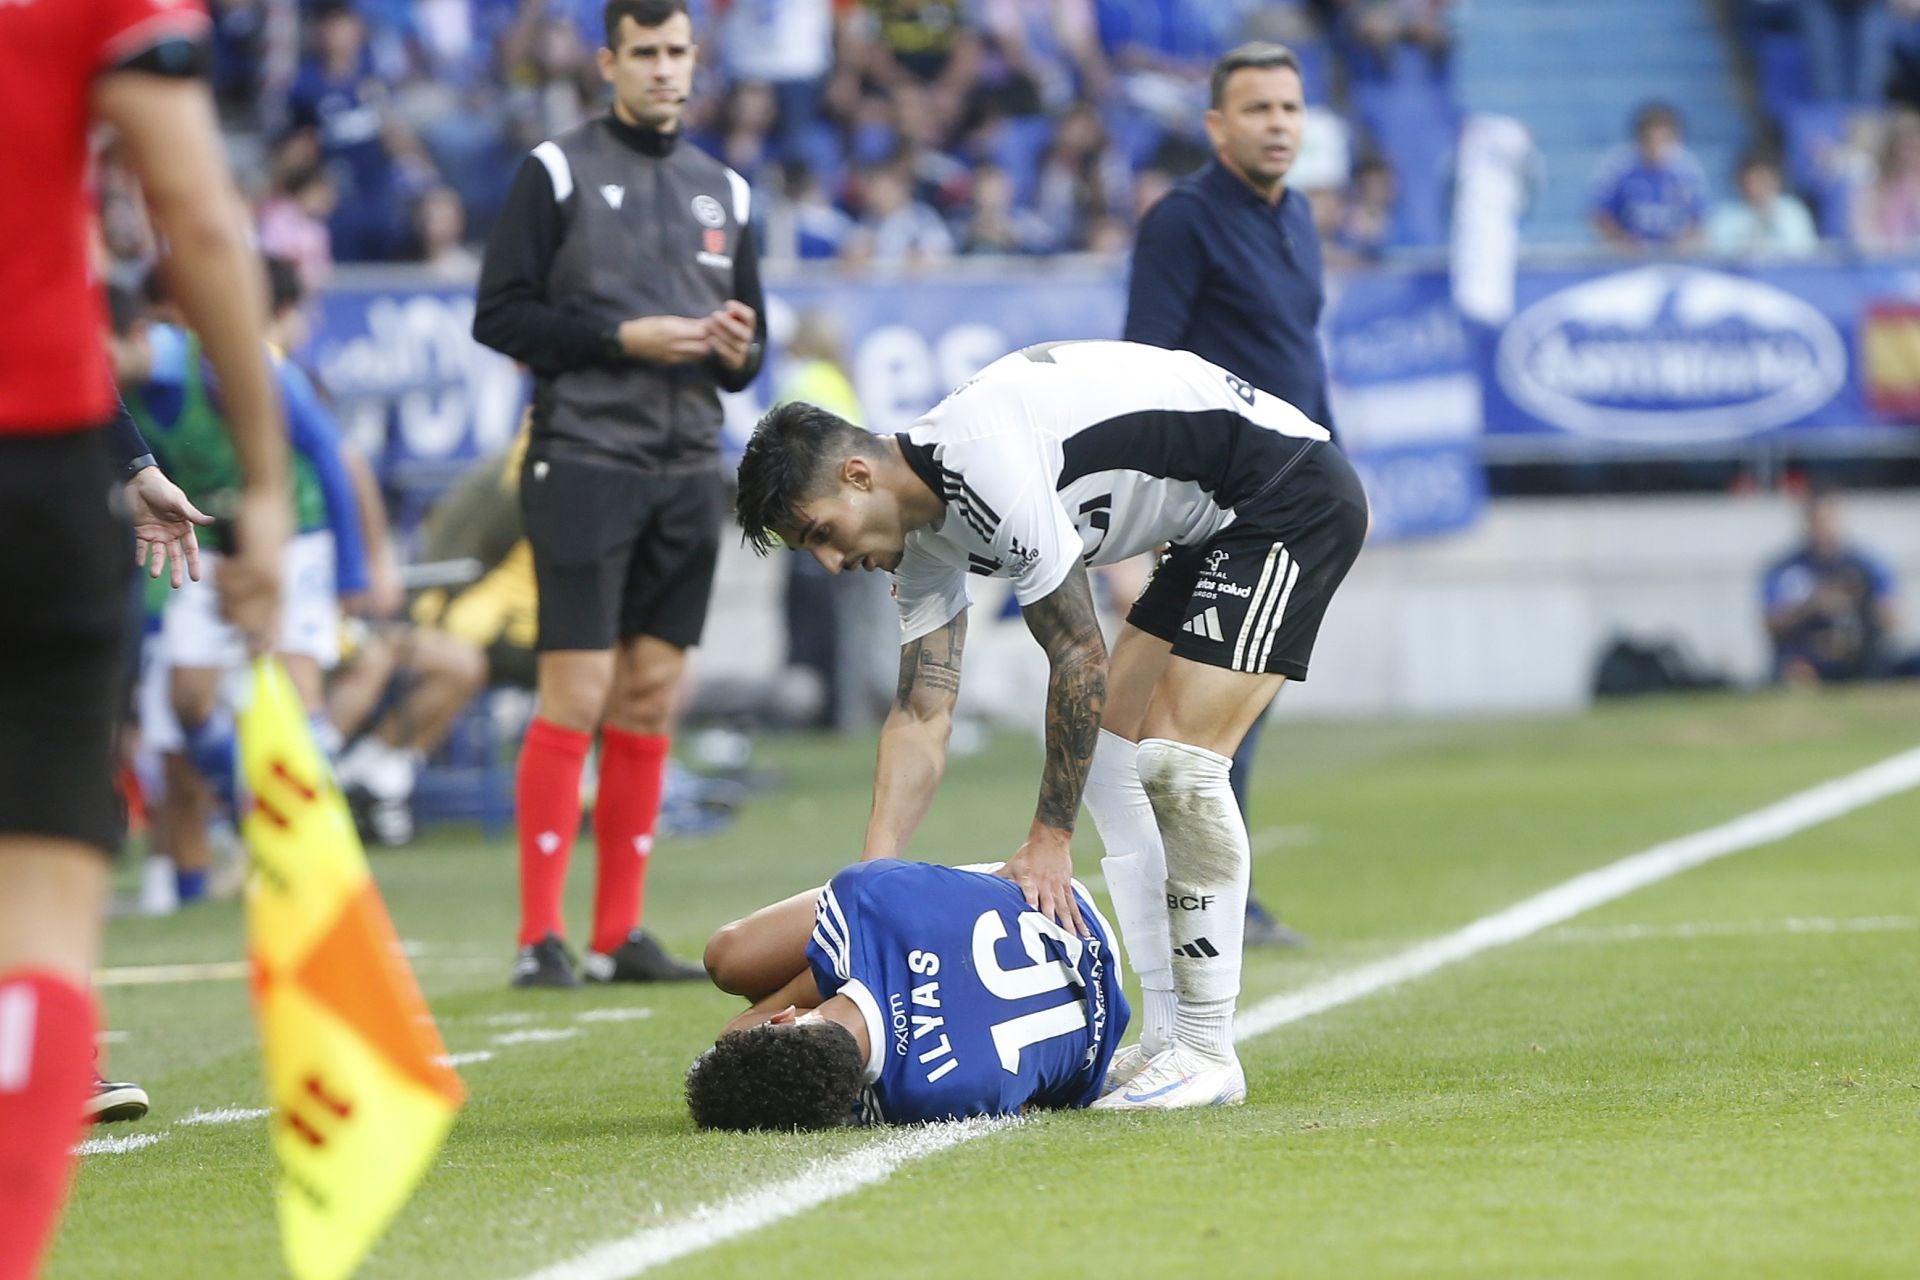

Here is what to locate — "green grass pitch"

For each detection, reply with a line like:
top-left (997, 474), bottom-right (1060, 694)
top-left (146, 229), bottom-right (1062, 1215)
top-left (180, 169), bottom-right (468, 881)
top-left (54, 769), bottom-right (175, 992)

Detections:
top-left (50, 686), bottom-right (1920, 1279)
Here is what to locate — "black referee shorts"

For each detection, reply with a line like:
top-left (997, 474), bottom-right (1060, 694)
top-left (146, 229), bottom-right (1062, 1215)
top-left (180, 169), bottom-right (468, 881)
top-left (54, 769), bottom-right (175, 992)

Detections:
top-left (0, 428), bottom-right (135, 853)
top-left (520, 448), bottom-right (724, 653)
top-left (1128, 443), bottom-right (1367, 681)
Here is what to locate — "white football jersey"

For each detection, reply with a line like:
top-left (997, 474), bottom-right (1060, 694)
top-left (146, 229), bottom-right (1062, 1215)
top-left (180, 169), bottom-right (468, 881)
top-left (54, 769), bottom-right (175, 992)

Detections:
top-left (891, 340), bottom-right (1331, 641)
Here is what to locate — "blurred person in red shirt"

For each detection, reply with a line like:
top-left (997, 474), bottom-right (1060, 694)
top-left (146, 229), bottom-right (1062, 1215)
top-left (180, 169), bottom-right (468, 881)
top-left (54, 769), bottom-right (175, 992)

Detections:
top-left (0, 3), bottom-right (290, 1275)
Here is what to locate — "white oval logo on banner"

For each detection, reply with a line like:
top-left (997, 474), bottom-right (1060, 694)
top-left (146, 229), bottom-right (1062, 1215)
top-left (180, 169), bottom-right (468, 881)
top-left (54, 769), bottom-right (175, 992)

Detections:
top-left (691, 194), bottom-right (726, 227)
top-left (1495, 265), bottom-right (1847, 441)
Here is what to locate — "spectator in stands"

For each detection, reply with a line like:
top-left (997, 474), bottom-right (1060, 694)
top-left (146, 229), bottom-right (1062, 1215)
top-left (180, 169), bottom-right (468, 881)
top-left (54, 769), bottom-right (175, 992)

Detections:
top-left (414, 185), bottom-right (481, 279)
top-left (501, 11), bottom-right (598, 146)
top-left (848, 162), bottom-right (955, 266)
top-left (890, 82), bottom-right (974, 213)
top-left (1591, 102), bottom-right (1707, 251)
top-left (1853, 108), bottom-right (1920, 249)
top-left (257, 163), bottom-right (338, 293)
top-left (846, 0), bottom-right (983, 132)
top-left (1329, 153), bottom-right (1399, 263)
top-left (975, 0), bottom-right (1112, 114)
top-left (1886, 0), bottom-right (1920, 111)
top-left (1763, 486), bottom-right (1902, 685)
top-left (1795, 0), bottom-right (1899, 104)
top-left (1034, 102), bottom-right (1133, 249)
top-left (762, 163), bottom-right (859, 262)
top-left (1338, 0), bottom-right (1454, 87)
top-left (1706, 150), bottom-right (1821, 255)
top-left (959, 162), bottom-right (1057, 253)
top-left (287, 1), bottom-right (418, 260)
top-left (715, 79), bottom-right (781, 188)
top-left (715, 0), bottom-right (837, 153)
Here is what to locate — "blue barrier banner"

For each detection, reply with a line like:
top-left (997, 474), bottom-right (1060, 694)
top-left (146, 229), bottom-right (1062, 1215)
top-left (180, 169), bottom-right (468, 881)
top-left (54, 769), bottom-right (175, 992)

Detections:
top-left (1484, 259), bottom-right (1920, 442)
top-left (307, 277), bottom-right (527, 479)
top-left (310, 264), bottom-right (1492, 542)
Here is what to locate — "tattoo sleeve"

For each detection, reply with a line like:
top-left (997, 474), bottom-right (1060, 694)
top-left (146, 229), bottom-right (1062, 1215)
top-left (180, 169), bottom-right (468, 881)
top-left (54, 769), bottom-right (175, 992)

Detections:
top-left (1020, 561), bottom-right (1108, 834)
top-left (894, 609), bottom-right (967, 716)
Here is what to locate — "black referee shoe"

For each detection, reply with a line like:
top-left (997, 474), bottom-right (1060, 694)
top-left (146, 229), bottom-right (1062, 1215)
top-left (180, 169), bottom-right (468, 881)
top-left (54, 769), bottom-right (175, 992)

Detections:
top-left (582, 930), bottom-right (704, 983)
top-left (510, 933), bottom-right (580, 989)
top-left (88, 1077), bottom-right (150, 1124)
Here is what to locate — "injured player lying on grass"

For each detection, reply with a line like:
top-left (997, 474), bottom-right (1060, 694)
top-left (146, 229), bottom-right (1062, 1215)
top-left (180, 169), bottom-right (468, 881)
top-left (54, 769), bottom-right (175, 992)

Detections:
top-left (686, 860), bottom-right (1133, 1129)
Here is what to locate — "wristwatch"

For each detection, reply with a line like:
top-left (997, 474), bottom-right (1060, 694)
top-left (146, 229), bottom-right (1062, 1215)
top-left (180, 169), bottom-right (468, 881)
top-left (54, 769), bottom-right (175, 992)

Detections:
top-left (125, 452), bottom-right (157, 483)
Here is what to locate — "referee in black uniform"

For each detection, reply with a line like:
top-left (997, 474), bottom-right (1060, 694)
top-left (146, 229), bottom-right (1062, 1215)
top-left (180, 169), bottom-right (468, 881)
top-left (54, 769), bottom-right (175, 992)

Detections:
top-left (474, 0), bottom-right (765, 988)
top-left (1124, 43), bottom-right (1340, 948)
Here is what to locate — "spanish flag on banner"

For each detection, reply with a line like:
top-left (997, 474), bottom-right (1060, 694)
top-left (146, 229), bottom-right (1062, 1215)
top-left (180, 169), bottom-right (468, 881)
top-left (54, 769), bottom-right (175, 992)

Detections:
top-left (239, 658), bottom-right (466, 1280)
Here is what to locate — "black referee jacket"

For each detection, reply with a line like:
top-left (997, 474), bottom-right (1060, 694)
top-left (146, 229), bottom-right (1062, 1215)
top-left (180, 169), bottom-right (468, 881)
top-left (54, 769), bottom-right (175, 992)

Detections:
top-left (474, 113), bottom-right (765, 473)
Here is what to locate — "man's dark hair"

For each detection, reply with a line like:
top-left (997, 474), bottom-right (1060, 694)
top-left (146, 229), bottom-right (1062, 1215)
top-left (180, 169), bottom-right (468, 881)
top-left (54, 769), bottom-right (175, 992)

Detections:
top-left (604, 0), bottom-right (688, 46)
top-left (1633, 102), bottom-right (1681, 140)
top-left (1209, 42), bottom-right (1303, 109)
top-left (734, 401), bottom-right (874, 555)
top-left (685, 1021), bottom-right (865, 1131)
top-left (264, 256), bottom-right (304, 316)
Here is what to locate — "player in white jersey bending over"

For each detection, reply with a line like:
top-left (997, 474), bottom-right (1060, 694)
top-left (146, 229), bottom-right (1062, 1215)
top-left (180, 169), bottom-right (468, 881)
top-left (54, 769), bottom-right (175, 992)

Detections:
top-left (734, 339), bottom-right (1368, 1109)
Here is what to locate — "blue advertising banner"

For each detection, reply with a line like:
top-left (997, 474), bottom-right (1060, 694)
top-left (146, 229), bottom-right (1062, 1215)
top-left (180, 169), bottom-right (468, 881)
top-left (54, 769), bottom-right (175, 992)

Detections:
top-left (312, 263), bottom-right (1487, 542)
top-left (1483, 258), bottom-right (1920, 444)
top-left (305, 277), bottom-right (527, 526)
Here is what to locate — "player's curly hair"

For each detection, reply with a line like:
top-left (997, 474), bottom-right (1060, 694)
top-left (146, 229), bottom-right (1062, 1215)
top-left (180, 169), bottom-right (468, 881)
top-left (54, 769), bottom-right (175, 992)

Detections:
top-left (733, 401), bottom-right (876, 556)
top-left (685, 1020), bottom-right (866, 1131)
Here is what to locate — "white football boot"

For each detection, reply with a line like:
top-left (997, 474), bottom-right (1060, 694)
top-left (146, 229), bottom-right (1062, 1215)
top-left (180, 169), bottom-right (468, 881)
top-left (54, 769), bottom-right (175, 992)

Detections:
top-left (1090, 1042), bottom-right (1246, 1110)
top-left (1100, 1043), bottom-right (1153, 1097)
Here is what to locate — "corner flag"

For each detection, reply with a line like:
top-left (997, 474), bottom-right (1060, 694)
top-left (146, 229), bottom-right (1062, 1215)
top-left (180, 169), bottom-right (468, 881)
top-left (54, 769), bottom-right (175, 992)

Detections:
top-left (239, 658), bottom-right (466, 1280)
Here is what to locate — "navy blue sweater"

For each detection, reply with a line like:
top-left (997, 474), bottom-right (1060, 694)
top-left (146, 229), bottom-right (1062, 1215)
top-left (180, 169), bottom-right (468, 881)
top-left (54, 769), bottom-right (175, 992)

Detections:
top-left (1123, 159), bottom-right (1334, 436)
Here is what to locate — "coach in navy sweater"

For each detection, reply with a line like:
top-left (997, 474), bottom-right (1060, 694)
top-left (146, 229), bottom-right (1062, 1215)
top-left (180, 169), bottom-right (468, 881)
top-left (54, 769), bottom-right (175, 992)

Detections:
top-left (1123, 42), bottom-right (1335, 948)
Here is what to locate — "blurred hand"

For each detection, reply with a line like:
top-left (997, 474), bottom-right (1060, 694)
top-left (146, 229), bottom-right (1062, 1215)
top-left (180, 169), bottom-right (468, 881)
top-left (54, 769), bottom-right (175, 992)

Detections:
top-left (345, 552), bottom-right (405, 620)
top-left (124, 466), bottom-right (212, 589)
top-left (995, 831), bottom-right (1086, 936)
top-left (706, 300), bottom-right (758, 371)
top-left (220, 488), bottom-right (289, 654)
top-left (618, 315), bottom-right (711, 365)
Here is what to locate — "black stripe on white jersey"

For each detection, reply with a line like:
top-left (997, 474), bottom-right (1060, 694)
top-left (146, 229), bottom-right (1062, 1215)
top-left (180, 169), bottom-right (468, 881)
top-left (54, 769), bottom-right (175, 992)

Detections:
top-left (1057, 409), bottom-right (1316, 510)
top-left (940, 467), bottom-right (1000, 540)
top-left (967, 554), bottom-right (1005, 576)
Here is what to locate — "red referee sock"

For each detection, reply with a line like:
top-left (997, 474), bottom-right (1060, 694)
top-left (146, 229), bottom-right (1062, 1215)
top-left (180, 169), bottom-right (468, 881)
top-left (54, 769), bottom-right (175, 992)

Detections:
top-left (515, 717), bottom-right (593, 947)
top-left (590, 727), bottom-right (670, 956)
top-left (0, 970), bottom-right (95, 1280)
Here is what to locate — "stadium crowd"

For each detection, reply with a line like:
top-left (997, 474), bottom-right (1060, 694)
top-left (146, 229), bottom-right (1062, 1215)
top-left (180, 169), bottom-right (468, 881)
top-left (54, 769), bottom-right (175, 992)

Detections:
top-left (82, 0), bottom-right (1920, 291)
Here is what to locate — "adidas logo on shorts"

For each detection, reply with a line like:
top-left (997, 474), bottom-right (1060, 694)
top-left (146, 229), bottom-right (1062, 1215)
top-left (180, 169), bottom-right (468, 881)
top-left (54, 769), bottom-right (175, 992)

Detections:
top-left (1181, 606), bottom-right (1225, 642)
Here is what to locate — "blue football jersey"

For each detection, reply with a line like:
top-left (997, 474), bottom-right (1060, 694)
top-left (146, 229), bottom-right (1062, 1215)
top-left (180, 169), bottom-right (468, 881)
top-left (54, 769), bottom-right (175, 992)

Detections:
top-left (805, 861), bottom-right (1130, 1125)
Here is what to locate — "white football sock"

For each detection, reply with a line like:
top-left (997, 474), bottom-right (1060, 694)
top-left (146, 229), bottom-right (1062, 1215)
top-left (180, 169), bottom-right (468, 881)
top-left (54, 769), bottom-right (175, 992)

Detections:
top-left (1136, 737), bottom-right (1249, 1063)
top-left (1084, 729), bottom-right (1176, 1055)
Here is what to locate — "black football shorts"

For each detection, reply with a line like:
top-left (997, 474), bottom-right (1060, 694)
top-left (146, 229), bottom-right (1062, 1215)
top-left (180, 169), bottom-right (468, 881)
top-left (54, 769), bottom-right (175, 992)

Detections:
top-left (0, 428), bottom-right (135, 853)
top-left (519, 448), bottom-right (724, 652)
top-left (1127, 443), bottom-right (1367, 681)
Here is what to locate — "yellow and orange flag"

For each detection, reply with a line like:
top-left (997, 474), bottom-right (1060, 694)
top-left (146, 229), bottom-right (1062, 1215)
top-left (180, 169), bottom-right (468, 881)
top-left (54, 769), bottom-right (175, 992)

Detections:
top-left (239, 658), bottom-right (466, 1280)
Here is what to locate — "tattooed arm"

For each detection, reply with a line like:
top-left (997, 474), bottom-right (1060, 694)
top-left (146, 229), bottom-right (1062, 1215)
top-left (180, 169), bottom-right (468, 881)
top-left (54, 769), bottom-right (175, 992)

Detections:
top-left (1000, 560), bottom-right (1107, 934)
top-left (862, 609), bottom-right (968, 860)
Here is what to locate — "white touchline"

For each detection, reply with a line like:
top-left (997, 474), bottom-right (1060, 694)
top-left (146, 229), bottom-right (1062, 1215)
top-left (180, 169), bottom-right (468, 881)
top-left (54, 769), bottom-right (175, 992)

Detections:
top-left (519, 741), bottom-right (1920, 1280)
top-left (1544, 916), bottom-right (1918, 943)
top-left (1233, 742), bottom-right (1920, 1040)
top-left (520, 1118), bottom-right (1016, 1280)
top-left (178, 1107), bottom-right (271, 1126)
top-left (75, 1133), bottom-right (166, 1157)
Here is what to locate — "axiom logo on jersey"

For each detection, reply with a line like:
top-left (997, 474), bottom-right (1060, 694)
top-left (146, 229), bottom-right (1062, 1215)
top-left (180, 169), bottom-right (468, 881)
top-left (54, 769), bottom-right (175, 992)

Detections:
top-left (1496, 265), bottom-right (1847, 441)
